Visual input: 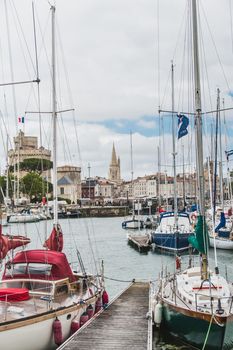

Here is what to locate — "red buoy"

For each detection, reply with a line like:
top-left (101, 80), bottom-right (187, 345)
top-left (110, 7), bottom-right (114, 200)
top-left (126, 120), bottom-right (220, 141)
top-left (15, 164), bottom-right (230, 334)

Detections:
top-left (102, 290), bottom-right (109, 306)
top-left (95, 298), bottom-right (102, 313)
top-left (80, 312), bottom-right (89, 327)
top-left (87, 304), bottom-right (94, 319)
top-left (53, 318), bottom-right (63, 346)
top-left (70, 319), bottom-right (80, 335)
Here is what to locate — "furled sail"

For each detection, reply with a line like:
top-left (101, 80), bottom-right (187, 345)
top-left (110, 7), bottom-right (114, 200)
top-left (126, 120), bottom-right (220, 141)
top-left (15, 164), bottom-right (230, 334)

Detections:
top-left (215, 212), bottom-right (226, 232)
top-left (188, 216), bottom-right (209, 254)
top-left (0, 225), bottom-right (31, 259)
top-left (44, 225), bottom-right (63, 252)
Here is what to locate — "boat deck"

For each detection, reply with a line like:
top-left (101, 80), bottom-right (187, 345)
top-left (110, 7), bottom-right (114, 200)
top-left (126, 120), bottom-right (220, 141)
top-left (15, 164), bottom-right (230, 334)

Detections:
top-left (58, 281), bottom-right (151, 350)
top-left (128, 234), bottom-right (151, 253)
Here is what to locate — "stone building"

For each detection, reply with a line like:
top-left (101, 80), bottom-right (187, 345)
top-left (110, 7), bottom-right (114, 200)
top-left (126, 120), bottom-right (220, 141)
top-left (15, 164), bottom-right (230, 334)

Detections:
top-left (57, 165), bottom-right (81, 203)
top-left (8, 130), bottom-right (51, 180)
top-left (108, 143), bottom-right (121, 184)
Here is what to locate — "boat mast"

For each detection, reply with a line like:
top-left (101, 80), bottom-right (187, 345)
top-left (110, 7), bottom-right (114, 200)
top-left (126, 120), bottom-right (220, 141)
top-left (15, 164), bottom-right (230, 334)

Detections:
top-left (130, 131), bottom-right (135, 217)
top-left (218, 90), bottom-right (224, 211)
top-left (192, 0), bottom-right (208, 278)
top-left (51, 5), bottom-right (58, 227)
top-left (171, 62), bottom-right (178, 227)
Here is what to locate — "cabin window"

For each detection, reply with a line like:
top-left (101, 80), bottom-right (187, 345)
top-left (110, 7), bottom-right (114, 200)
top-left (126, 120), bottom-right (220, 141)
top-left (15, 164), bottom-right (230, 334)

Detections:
top-left (60, 187), bottom-right (64, 195)
top-left (27, 263), bottom-right (52, 276)
top-left (5, 263), bottom-right (27, 276)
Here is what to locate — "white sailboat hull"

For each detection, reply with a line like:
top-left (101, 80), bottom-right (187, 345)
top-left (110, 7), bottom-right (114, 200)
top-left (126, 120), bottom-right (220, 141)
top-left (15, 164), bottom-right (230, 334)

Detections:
top-left (8, 214), bottom-right (40, 223)
top-left (0, 305), bottom-right (90, 350)
top-left (209, 236), bottom-right (233, 250)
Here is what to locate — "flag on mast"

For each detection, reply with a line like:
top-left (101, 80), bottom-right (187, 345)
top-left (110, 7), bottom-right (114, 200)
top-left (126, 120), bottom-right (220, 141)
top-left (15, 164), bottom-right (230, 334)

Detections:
top-left (18, 116), bottom-right (25, 123)
top-left (225, 150), bottom-right (233, 161)
top-left (177, 114), bottom-right (189, 139)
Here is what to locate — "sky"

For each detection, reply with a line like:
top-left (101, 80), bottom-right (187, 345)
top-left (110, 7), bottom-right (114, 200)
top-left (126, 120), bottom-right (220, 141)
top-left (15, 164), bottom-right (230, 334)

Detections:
top-left (0, 0), bottom-right (233, 181)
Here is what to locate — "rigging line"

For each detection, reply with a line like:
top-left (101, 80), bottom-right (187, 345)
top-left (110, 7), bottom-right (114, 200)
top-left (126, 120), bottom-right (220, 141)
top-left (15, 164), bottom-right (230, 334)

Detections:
top-left (56, 18), bottom-right (83, 171)
top-left (156, 0), bottom-right (160, 108)
top-left (172, 1), bottom-right (189, 62)
top-left (32, 2), bottom-right (44, 197)
top-left (200, 2), bottom-right (232, 100)
top-left (10, 0), bottom-right (37, 77)
top-left (198, 22), bottom-right (212, 159)
top-left (177, 5), bottom-right (189, 113)
top-left (4, 0), bottom-right (18, 133)
top-left (230, 0), bottom-right (233, 55)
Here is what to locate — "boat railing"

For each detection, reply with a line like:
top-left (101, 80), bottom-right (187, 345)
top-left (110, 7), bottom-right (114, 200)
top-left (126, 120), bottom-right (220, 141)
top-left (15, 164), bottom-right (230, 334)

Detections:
top-left (194, 293), bottom-right (233, 315)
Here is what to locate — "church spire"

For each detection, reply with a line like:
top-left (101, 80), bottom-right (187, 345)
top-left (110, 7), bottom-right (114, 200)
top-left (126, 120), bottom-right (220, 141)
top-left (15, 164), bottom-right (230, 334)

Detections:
top-left (110, 143), bottom-right (118, 165)
top-left (108, 143), bottom-right (121, 183)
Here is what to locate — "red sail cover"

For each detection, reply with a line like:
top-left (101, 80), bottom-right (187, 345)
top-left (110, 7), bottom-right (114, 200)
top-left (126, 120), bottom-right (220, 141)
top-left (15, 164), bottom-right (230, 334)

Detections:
top-left (0, 225), bottom-right (31, 259)
top-left (0, 288), bottom-right (30, 301)
top-left (3, 250), bottom-right (76, 282)
top-left (44, 226), bottom-right (63, 252)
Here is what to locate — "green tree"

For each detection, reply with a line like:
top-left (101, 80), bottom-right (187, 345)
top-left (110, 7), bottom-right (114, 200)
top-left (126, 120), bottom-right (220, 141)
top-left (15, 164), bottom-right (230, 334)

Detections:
top-left (0, 175), bottom-right (15, 204)
top-left (9, 158), bottom-right (53, 174)
top-left (21, 172), bottom-right (52, 202)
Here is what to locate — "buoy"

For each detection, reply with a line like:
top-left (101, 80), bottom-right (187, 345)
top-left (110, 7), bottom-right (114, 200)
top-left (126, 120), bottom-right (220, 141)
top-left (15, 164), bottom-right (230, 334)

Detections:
top-left (176, 255), bottom-right (181, 270)
top-left (80, 311), bottom-right (89, 327)
top-left (102, 290), bottom-right (109, 308)
top-left (53, 318), bottom-right (63, 345)
top-left (95, 298), bottom-right (102, 313)
top-left (154, 303), bottom-right (163, 327)
top-left (70, 318), bottom-right (80, 335)
top-left (87, 304), bottom-right (94, 319)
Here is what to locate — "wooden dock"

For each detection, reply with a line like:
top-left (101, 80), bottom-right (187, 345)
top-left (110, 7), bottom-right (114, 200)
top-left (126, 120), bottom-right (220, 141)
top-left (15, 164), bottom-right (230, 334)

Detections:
top-left (59, 282), bottom-right (152, 350)
top-left (128, 234), bottom-right (151, 253)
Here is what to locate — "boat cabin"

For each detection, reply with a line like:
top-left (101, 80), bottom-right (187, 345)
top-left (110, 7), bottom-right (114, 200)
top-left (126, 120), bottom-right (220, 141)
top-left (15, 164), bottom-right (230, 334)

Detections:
top-left (3, 250), bottom-right (76, 282)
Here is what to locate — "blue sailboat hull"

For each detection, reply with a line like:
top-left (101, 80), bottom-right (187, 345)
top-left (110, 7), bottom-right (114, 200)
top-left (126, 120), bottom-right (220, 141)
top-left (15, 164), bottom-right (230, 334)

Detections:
top-left (150, 232), bottom-right (191, 252)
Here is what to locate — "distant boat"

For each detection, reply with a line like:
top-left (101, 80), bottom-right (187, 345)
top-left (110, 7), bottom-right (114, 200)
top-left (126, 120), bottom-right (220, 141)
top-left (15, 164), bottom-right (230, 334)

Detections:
top-left (122, 216), bottom-right (144, 230)
top-left (7, 209), bottom-right (40, 223)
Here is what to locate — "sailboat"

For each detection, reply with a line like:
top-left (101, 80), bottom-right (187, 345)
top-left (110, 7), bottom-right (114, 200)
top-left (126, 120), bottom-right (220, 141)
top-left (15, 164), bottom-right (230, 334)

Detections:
top-left (207, 93), bottom-right (233, 250)
top-left (0, 5), bottom-right (106, 350)
top-left (122, 132), bottom-right (144, 230)
top-left (152, 1), bottom-right (233, 349)
top-left (150, 63), bottom-right (194, 253)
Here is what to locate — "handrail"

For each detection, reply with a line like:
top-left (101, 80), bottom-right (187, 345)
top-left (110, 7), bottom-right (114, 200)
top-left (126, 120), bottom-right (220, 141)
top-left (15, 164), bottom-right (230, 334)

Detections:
top-left (147, 282), bottom-right (153, 350)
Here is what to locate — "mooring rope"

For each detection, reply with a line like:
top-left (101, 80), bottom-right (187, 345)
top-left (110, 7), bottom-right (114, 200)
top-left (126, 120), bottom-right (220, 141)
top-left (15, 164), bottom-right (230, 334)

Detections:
top-left (202, 314), bottom-right (214, 350)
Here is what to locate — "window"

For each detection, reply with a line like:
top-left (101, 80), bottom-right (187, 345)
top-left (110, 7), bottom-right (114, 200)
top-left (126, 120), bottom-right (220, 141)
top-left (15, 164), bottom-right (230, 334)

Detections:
top-left (27, 263), bottom-right (52, 276)
top-left (5, 263), bottom-right (27, 276)
top-left (60, 187), bottom-right (64, 195)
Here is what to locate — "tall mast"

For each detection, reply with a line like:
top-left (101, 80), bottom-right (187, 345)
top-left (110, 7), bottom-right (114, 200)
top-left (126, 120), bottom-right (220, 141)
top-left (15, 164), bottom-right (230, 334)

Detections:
top-left (51, 5), bottom-right (58, 226)
top-left (171, 62), bottom-right (178, 227)
top-left (130, 131), bottom-right (135, 216)
top-left (192, 0), bottom-right (208, 278)
top-left (218, 89), bottom-right (224, 210)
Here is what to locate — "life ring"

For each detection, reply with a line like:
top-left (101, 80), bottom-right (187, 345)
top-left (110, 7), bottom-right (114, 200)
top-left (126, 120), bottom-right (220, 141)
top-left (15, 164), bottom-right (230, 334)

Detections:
top-left (190, 213), bottom-right (197, 222)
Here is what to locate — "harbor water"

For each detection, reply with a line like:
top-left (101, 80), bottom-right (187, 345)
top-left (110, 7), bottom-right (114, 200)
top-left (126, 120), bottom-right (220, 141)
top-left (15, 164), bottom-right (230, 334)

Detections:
top-left (3, 216), bottom-right (233, 349)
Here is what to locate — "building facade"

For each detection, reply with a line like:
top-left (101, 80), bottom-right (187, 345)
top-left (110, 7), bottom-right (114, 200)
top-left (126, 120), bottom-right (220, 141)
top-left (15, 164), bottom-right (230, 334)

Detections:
top-left (57, 165), bottom-right (81, 203)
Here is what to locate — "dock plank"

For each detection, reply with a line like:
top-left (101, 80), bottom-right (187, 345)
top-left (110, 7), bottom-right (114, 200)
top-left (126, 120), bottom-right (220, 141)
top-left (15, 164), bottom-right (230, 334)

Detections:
top-left (59, 282), bottom-right (150, 350)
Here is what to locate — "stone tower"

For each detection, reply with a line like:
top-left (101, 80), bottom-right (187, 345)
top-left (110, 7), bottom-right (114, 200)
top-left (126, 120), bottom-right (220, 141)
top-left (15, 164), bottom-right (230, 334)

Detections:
top-left (108, 143), bottom-right (121, 183)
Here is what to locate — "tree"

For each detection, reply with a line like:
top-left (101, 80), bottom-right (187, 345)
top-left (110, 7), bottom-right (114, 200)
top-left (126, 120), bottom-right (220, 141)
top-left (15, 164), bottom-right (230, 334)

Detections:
top-left (21, 172), bottom-right (53, 202)
top-left (0, 175), bottom-right (15, 204)
top-left (9, 158), bottom-right (53, 174)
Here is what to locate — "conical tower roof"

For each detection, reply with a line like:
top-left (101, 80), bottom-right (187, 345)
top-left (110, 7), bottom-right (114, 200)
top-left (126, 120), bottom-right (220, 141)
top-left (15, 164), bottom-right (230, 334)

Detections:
top-left (110, 143), bottom-right (118, 165)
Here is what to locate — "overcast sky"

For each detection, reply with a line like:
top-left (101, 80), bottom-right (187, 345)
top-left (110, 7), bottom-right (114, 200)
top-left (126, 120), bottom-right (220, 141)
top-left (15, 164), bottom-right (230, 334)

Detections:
top-left (0, 0), bottom-right (233, 181)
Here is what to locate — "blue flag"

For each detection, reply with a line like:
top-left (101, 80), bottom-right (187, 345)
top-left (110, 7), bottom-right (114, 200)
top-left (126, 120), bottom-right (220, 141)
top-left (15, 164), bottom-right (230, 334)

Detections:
top-left (177, 114), bottom-right (189, 139)
top-left (225, 149), bottom-right (233, 161)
